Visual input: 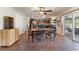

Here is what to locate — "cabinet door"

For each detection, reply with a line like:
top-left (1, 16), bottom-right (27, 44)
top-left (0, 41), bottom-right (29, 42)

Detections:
top-left (4, 17), bottom-right (9, 29)
top-left (9, 20), bottom-right (14, 29)
top-left (15, 29), bottom-right (19, 41)
top-left (0, 30), bottom-right (2, 46)
top-left (1, 30), bottom-right (7, 46)
top-left (4, 16), bottom-right (14, 29)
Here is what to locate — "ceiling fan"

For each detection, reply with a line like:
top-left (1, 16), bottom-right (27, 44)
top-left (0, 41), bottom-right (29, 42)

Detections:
top-left (33, 7), bottom-right (52, 14)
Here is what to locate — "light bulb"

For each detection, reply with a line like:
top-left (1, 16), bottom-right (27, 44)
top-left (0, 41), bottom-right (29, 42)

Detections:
top-left (40, 11), bottom-right (44, 15)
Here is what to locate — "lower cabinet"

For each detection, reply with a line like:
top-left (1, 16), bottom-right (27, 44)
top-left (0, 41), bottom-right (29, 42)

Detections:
top-left (0, 28), bottom-right (19, 46)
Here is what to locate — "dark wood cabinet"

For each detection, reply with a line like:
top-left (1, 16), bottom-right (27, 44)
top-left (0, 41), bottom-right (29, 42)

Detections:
top-left (4, 16), bottom-right (14, 29)
top-left (29, 18), bottom-right (51, 30)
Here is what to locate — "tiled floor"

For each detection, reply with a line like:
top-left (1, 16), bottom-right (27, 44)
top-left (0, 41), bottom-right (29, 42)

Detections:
top-left (0, 32), bottom-right (64, 51)
top-left (64, 37), bottom-right (79, 51)
top-left (64, 30), bottom-right (79, 51)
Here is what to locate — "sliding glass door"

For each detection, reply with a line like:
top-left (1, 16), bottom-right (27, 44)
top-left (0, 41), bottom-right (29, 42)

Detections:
top-left (64, 14), bottom-right (73, 40)
top-left (64, 11), bottom-right (79, 42)
top-left (74, 13), bottom-right (79, 42)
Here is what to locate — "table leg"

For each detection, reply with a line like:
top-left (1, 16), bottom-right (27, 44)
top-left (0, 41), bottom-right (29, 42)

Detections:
top-left (32, 31), bottom-right (33, 43)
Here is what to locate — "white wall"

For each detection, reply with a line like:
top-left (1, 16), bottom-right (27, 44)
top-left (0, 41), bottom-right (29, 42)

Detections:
top-left (0, 7), bottom-right (28, 35)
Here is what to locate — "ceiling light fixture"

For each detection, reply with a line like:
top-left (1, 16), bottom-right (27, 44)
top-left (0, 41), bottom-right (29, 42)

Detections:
top-left (40, 11), bottom-right (44, 15)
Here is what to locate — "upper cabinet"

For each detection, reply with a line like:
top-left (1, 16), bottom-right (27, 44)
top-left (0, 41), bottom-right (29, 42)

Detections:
top-left (4, 16), bottom-right (14, 29)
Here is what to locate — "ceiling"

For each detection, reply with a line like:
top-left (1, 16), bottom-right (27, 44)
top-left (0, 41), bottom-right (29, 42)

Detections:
top-left (14, 7), bottom-right (72, 17)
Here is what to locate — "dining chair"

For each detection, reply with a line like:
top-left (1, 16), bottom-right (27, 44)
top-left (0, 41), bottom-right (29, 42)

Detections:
top-left (50, 25), bottom-right (56, 41)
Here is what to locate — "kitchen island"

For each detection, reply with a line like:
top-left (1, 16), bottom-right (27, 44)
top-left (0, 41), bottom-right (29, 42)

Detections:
top-left (0, 28), bottom-right (19, 46)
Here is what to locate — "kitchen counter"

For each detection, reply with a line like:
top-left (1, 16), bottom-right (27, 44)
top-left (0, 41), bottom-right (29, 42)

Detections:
top-left (0, 28), bottom-right (19, 46)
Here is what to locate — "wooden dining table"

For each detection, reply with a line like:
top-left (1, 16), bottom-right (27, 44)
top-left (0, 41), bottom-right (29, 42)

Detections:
top-left (28, 28), bottom-right (51, 42)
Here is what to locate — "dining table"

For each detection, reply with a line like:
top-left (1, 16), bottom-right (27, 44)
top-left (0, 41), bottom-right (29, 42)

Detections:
top-left (28, 28), bottom-right (51, 42)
